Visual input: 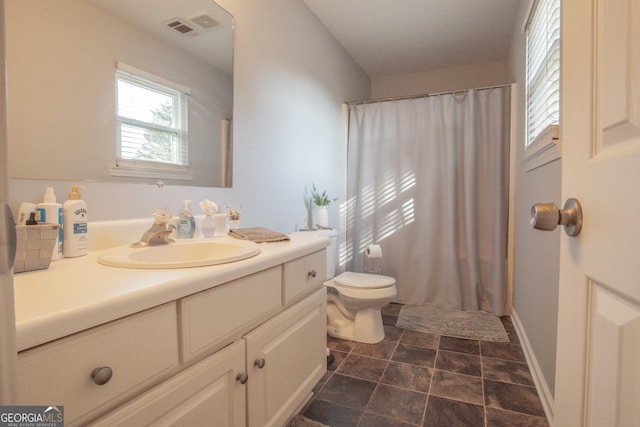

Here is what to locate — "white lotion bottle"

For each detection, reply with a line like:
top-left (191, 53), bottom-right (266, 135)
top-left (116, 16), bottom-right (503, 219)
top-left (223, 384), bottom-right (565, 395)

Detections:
top-left (36, 187), bottom-right (62, 260)
top-left (63, 185), bottom-right (88, 257)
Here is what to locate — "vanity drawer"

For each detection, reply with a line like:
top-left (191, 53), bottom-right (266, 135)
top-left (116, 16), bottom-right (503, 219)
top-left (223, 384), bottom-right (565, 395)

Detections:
top-left (179, 266), bottom-right (282, 363)
top-left (283, 249), bottom-right (327, 304)
top-left (90, 340), bottom-right (246, 427)
top-left (17, 303), bottom-right (179, 426)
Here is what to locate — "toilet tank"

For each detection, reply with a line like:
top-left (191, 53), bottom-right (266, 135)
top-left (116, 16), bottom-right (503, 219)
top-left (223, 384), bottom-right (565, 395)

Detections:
top-left (316, 229), bottom-right (338, 278)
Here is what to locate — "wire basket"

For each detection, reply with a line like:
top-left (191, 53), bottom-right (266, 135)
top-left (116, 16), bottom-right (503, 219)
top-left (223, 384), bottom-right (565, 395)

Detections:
top-left (14, 224), bottom-right (60, 273)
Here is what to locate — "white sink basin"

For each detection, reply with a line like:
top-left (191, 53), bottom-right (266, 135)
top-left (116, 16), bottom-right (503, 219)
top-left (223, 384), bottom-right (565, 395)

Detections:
top-left (97, 238), bottom-right (261, 269)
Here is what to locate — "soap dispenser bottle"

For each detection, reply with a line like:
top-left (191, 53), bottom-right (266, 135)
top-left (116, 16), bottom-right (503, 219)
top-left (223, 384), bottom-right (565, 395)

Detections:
top-left (63, 185), bottom-right (88, 257)
top-left (36, 187), bottom-right (62, 260)
top-left (177, 200), bottom-right (196, 238)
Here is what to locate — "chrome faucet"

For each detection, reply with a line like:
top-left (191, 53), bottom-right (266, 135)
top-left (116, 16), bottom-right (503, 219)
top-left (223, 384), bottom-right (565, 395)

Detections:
top-left (130, 210), bottom-right (175, 248)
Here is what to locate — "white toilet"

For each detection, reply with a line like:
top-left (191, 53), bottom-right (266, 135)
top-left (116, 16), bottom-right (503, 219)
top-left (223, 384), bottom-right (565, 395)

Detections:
top-left (315, 229), bottom-right (397, 344)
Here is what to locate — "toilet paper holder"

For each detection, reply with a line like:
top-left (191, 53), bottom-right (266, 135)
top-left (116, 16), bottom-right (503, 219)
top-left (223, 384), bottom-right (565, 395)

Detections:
top-left (365, 244), bottom-right (383, 274)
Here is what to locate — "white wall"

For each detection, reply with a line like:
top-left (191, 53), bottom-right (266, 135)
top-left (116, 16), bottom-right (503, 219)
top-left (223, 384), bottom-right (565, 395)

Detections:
top-left (507, 0), bottom-right (560, 403)
top-left (7, 0), bottom-right (370, 233)
top-left (371, 59), bottom-right (508, 99)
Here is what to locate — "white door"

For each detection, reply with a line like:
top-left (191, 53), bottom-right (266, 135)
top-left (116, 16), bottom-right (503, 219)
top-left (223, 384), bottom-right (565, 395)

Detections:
top-left (0, 0), bottom-right (18, 404)
top-left (555, 0), bottom-right (640, 426)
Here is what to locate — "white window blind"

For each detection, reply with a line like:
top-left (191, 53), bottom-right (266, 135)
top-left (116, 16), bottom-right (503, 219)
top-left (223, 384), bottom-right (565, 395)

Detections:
top-left (115, 66), bottom-right (189, 169)
top-left (526, 0), bottom-right (560, 146)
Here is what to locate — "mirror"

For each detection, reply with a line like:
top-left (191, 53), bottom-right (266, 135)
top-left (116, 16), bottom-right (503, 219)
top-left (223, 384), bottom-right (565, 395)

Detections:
top-left (5, 0), bottom-right (233, 187)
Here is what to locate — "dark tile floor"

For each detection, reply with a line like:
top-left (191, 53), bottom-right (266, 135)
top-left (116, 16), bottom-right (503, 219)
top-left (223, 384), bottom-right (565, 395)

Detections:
top-left (300, 303), bottom-right (550, 427)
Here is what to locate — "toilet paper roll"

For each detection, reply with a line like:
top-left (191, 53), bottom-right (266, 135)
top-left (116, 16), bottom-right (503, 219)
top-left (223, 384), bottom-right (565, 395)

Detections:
top-left (365, 244), bottom-right (382, 258)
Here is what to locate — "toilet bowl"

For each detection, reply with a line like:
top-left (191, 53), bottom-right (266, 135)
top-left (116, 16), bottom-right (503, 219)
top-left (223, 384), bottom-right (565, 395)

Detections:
top-left (325, 271), bottom-right (397, 344)
top-left (291, 228), bottom-right (397, 344)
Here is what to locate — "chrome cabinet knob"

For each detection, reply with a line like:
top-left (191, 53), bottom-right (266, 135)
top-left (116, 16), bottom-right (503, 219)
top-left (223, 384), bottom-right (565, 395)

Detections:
top-left (531, 198), bottom-right (583, 236)
top-left (236, 372), bottom-right (248, 384)
top-left (254, 358), bottom-right (266, 369)
top-left (91, 366), bottom-right (113, 386)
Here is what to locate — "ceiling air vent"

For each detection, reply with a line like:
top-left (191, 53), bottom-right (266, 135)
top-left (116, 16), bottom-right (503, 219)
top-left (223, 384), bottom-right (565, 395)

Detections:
top-left (163, 18), bottom-right (196, 35)
top-left (189, 13), bottom-right (219, 30)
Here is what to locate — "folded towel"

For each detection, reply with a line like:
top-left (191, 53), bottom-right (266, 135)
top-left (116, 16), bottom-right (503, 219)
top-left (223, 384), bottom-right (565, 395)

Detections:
top-left (229, 227), bottom-right (290, 243)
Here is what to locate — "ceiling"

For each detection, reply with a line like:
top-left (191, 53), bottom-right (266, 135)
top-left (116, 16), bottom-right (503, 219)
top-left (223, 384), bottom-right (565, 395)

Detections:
top-left (88, 0), bottom-right (233, 75)
top-left (302, 0), bottom-right (522, 78)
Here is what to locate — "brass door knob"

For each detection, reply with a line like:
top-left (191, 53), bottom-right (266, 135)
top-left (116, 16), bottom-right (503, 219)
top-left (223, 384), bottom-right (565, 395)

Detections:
top-left (531, 198), bottom-right (583, 236)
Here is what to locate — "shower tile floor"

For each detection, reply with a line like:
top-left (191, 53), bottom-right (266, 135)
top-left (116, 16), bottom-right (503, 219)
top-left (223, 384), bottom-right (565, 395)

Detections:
top-left (298, 303), bottom-right (549, 427)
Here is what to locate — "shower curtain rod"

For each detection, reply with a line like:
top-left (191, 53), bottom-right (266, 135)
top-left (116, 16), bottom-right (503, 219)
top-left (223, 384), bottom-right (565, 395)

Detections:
top-left (346, 83), bottom-right (511, 106)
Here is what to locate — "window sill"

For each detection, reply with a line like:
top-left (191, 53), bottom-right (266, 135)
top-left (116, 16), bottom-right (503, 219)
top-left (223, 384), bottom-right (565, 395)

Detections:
top-left (110, 160), bottom-right (193, 181)
top-left (524, 125), bottom-right (561, 171)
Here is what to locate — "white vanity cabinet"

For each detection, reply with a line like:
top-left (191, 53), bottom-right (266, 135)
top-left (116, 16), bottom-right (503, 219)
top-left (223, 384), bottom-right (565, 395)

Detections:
top-left (16, 246), bottom-right (328, 427)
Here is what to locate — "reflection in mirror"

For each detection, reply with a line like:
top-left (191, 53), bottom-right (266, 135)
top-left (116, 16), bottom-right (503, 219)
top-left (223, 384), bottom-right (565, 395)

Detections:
top-left (5, 0), bottom-right (233, 187)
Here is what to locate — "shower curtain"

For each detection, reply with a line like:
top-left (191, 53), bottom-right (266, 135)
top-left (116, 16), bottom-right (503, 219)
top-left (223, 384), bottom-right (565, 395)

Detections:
top-left (346, 86), bottom-right (510, 316)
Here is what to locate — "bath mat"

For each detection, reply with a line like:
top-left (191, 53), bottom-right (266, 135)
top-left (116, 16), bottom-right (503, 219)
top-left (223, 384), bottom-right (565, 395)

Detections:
top-left (286, 414), bottom-right (331, 427)
top-left (396, 305), bottom-right (509, 342)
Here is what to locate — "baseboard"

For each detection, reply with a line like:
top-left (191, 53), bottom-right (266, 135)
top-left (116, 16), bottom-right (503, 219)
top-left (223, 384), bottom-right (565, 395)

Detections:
top-left (510, 309), bottom-right (555, 425)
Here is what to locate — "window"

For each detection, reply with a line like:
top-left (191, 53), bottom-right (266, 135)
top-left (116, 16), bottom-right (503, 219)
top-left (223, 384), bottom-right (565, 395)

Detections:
top-left (524, 0), bottom-right (560, 169)
top-left (113, 62), bottom-right (191, 179)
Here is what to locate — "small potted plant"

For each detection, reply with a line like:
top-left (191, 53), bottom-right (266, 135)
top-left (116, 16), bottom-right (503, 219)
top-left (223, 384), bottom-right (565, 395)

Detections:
top-left (311, 184), bottom-right (337, 227)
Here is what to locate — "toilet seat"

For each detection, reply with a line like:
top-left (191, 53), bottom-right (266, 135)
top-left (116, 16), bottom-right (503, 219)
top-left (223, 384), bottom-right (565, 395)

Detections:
top-left (332, 272), bottom-right (396, 289)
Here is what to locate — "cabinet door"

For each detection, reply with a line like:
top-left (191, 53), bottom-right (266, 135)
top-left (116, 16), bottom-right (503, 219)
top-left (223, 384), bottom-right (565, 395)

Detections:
top-left (91, 340), bottom-right (246, 427)
top-left (245, 288), bottom-right (327, 427)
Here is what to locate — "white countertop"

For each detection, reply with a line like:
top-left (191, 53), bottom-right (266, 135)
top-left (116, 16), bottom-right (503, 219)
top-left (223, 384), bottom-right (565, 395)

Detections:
top-left (13, 231), bottom-right (329, 352)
